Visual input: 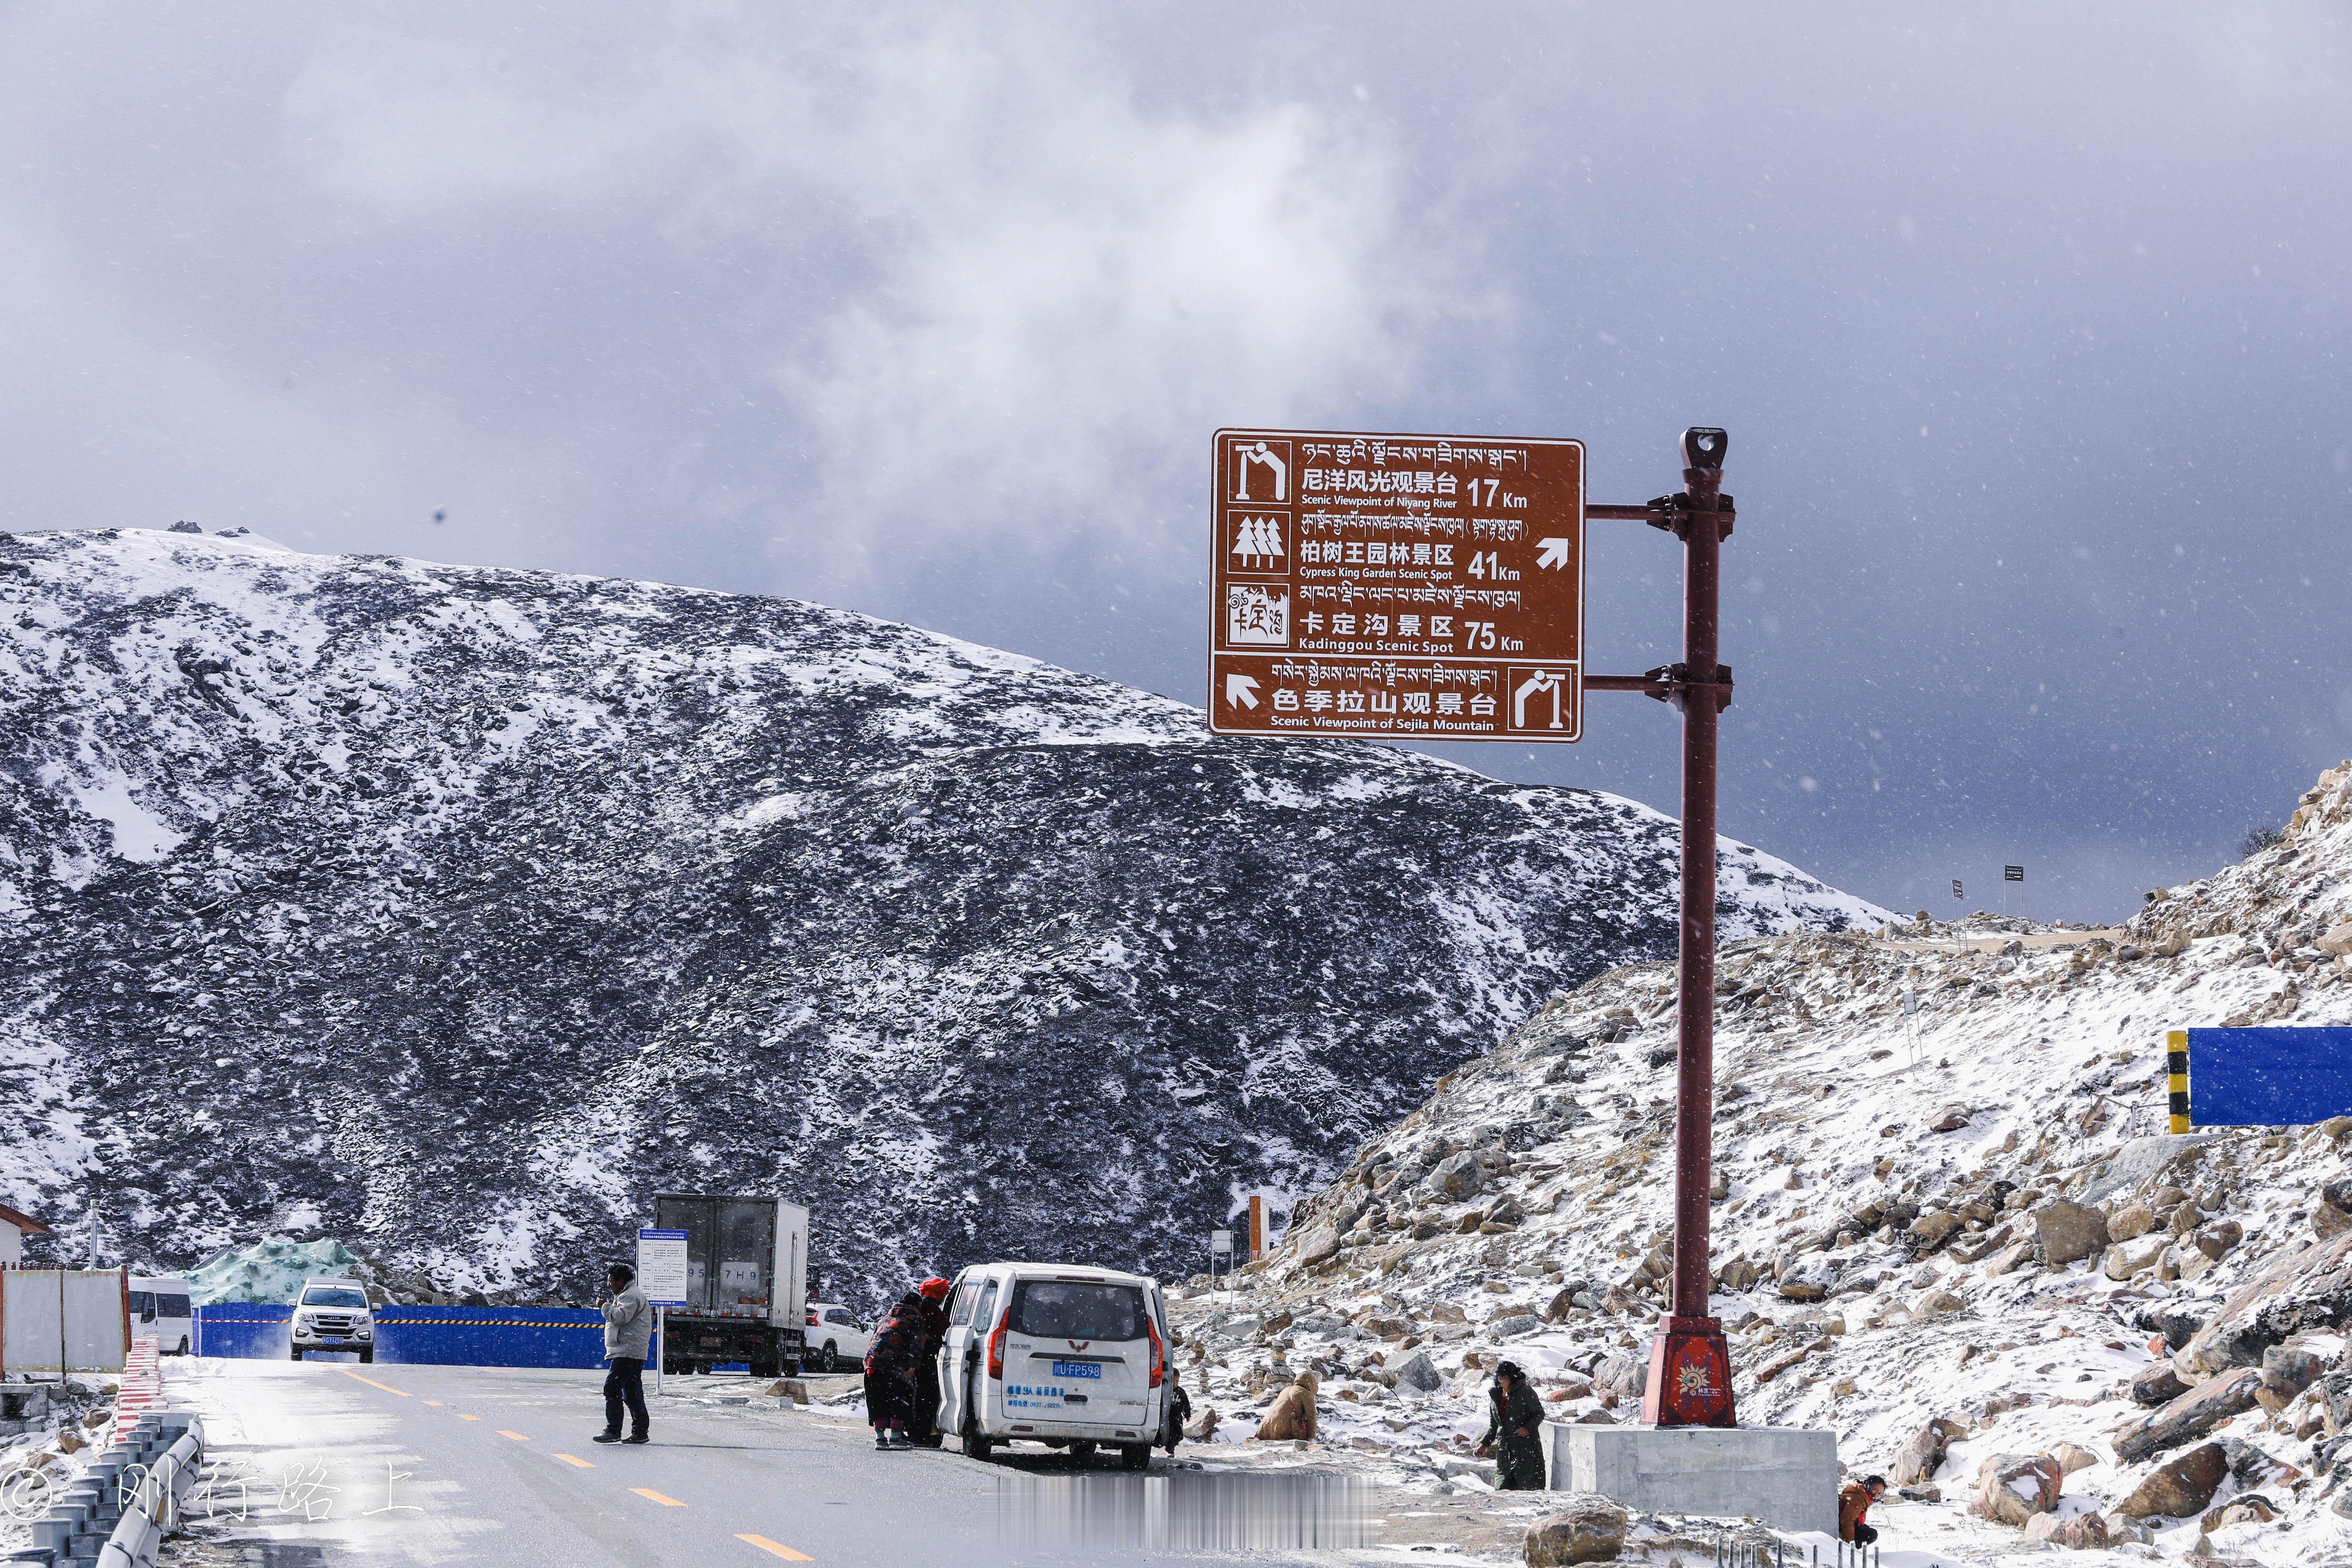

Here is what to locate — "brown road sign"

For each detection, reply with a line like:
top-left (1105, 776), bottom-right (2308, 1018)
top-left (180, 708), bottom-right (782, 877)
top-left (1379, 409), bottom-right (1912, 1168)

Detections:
top-left (1208, 428), bottom-right (1585, 742)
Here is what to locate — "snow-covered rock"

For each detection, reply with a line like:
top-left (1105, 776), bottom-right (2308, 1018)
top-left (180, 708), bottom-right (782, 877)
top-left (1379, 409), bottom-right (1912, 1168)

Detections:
top-left (0, 526), bottom-right (1884, 1305)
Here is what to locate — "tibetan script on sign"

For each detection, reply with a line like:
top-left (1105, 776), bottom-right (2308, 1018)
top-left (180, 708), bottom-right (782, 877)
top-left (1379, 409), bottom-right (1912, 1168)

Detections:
top-left (1208, 429), bottom-right (1585, 742)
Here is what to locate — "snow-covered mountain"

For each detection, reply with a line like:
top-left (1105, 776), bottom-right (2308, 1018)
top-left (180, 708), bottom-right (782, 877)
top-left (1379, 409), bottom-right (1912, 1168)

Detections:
top-left (0, 526), bottom-right (1885, 1305)
top-left (1178, 762), bottom-right (2352, 1562)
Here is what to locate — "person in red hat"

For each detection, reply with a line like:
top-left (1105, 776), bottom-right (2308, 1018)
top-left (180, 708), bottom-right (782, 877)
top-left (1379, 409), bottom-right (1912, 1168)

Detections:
top-left (910, 1277), bottom-right (953, 1447)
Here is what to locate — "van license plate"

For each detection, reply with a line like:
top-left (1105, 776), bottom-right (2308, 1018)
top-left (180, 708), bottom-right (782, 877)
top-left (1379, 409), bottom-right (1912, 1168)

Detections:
top-left (1050, 1360), bottom-right (1102, 1379)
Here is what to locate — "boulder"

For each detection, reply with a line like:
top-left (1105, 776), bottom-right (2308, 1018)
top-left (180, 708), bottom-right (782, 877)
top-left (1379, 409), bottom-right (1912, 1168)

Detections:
top-left (1982, 1241), bottom-right (2036, 1277)
top-left (2116, 1441), bottom-right (2228, 1519)
top-left (1928, 1105), bottom-right (1971, 1133)
top-left (1430, 1152), bottom-right (1486, 1201)
top-left (1492, 1314), bottom-right (1544, 1339)
top-left (1714, 1257), bottom-right (1762, 1292)
top-left (1524, 1496), bottom-right (1629, 1565)
top-left (1389, 1351), bottom-right (1443, 1394)
top-left (1290, 1225), bottom-right (1343, 1267)
top-left (2103, 1235), bottom-right (2169, 1281)
top-left (1913, 1289), bottom-right (1966, 1317)
top-left (2024, 1509), bottom-right (2109, 1549)
top-left (765, 1378), bottom-right (814, 1404)
top-left (1909, 1211), bottom-right (1965, 1248)
top-left (2257, 1343), bottom-right (2324, 1409)
top-left (2200, 1495), bottom-right (2277, 1531)
top-left (1591, 1352), bottom-right (1648, 1400)
top-left (1888, 1422), bottom-right (1947, 1486)
top-left (2032, 1201), bottom-right (2110, 1266)
top-left (2115, 1368), bottom-right (2263, 1463)
top-left (2192, 1219), bottom-right (2245, 1260)
top-left (2178, 1230), bottom-right (2352, 1376)
top-left (1183, 1406), bottom-right (1220, 1441)
top-left (2106, 1203), bottom-right (2156, 1242)
top-left (1969, 1453), bottom-right (2063, 1525)
top-left (2129, 1361), bottom-right (2190, 1407)
top-left (2052, 1443), bottom-right (2099, 1475)
top-left (1777, 1255), bottom-right (1837, 1301)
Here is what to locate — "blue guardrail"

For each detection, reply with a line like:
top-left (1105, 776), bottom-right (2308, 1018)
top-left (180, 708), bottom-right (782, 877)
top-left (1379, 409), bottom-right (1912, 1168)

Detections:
top-left (195, 1304), bottom-right (642, 1369)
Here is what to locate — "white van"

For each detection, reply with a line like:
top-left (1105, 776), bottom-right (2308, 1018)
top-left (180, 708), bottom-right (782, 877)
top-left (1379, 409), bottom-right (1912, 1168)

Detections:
top-left (129, 1277), bottom-right (194, 1356)
top-left (935, 1262), bottom-right (1173, 1469)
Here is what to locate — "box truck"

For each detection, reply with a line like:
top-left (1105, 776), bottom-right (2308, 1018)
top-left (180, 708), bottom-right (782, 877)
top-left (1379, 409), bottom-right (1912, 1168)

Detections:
top-left (650, 1193), bottom-right (809, 1377)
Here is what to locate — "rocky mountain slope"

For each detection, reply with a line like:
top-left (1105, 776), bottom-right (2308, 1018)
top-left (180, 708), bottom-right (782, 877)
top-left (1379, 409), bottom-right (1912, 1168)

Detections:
top-left (1170, 762), bottom-right (2352, 1566)
top-left (0, 526), bottom-right (1883, 1306)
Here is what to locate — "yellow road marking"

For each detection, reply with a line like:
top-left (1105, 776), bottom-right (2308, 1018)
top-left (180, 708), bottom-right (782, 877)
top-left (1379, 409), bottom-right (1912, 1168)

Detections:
top-left (424, 1400), bottom-right (446, 1407)
top-left (458, 1414), bottom-right (482, 1422)
top-left (336, 1370), bottom-right (411, 1397)
top-left (498, 1430), bottom-right (529, 1442)
top-left (737, 1535), bottom-right (813, 1561)
top-left (632, 1488), bottom-right (687, 1507)
top-left (554, 1454), bottom-right (595, 1468)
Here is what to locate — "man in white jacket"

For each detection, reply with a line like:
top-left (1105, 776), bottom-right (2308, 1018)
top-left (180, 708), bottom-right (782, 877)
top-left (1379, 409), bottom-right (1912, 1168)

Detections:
top-left (596, 1263), bottom-right (653, 1445)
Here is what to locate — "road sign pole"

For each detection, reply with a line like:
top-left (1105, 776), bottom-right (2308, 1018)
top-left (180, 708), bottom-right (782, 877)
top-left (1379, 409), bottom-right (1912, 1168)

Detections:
top-left (1643, 433), bottom-right (1737, 1429)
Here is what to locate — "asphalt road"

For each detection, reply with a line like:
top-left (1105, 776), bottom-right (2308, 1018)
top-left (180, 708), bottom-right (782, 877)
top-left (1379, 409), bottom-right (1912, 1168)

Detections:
top-left (165, 1358), bottom-right (1382, 1566)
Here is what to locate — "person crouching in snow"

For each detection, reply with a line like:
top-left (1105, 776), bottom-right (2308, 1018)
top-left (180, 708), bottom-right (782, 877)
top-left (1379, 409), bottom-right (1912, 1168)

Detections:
top-left (1475, 1360), bottom-right (1545, 1488)
top-left (864, 1291), bottom-right (925, 1451)
top-left (1253, 1369), bottom-right (1319, 1441)
top-left (1839, 1474), bottom-right (1886, 1545)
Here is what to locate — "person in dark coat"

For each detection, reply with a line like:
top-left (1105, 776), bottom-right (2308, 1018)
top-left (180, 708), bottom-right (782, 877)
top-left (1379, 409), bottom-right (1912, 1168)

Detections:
top-left (1838, 1475), bottom-right (1885, 1544)
top-left (864, 1292), bottom-right (925, 1451)
top-left (909, 1277), bottom-right (951, 1448)
top-left (1476, 1360), bottom-right (1547, 1489)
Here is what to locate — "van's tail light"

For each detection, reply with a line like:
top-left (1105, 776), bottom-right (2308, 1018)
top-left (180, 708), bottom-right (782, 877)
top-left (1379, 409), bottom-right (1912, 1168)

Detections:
top-left (987, 1319), bottom-right (1010, 1380)
top-left (1146, 1317), bottom-right (1164, 1389)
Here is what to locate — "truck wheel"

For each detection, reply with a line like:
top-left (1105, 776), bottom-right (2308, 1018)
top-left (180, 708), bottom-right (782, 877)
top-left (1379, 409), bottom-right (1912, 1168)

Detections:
top-left (962, 1428), bottom-right (994, 1462)
top-left (1119, 1444), bottom-right (1150, 1472)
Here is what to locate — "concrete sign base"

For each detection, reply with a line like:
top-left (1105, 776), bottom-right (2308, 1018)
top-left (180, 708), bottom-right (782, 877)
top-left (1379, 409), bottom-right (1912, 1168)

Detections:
top-left (1547, 1422), bottom-right (1839, 1535)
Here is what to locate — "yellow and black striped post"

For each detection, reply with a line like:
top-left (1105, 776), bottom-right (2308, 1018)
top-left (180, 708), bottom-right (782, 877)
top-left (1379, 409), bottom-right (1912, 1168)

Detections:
top-left (2168, 1030), bottom-right (2191, 1133)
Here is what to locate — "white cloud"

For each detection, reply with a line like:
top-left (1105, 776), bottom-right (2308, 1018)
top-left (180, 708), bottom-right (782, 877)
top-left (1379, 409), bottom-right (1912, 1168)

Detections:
top-left (282, 5), bottom-right (1475, 575)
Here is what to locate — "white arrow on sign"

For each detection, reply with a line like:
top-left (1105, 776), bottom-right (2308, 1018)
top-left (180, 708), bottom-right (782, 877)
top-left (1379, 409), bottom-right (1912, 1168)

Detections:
top-left (1537, 537), bottom-right (1573, 571)
top-left (1225, 673), bottom-right (1260, 709)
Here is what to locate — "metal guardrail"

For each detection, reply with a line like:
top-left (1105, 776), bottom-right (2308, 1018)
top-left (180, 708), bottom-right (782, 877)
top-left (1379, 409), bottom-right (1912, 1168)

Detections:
top-left (19, 1412), bottom-right (203, 1567)
top-left (1715, 1535), bottom-right (1881, 1568)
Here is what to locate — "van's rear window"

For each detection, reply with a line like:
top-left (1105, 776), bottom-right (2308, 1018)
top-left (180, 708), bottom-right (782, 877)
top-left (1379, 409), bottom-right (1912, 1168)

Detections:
top-left (1008, 1281), bottom-right (1145, 1341)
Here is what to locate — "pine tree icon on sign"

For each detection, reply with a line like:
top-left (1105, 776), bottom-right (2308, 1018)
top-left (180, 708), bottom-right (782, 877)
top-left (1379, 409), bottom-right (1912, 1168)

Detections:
top-left (1229, 514), bottom-right (1289, 574)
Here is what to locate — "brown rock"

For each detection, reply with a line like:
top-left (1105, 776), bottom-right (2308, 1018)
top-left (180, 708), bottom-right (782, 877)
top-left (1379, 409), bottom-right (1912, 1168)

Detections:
top-left (2024, 1510), bottom-right (2109, 1549)
top-left (2199, 1495), bottom-right (2277, 1531)
top-left (1913, 1289), bottom-right (1966, 1317)
top-left (1928, 1105), bottom-right (1971, 1133)
top-left (2130, 1360), bottom-right (2190, 1406)
top-left (1524, 1497), bottom-right (1629, 1565)
top-left (2106, 1203), bottom-right (2156, 1241)
top-left (2178, 1229), bottom-right (2352, 1376)
top-left (2103, 1236), bottom-right (2169, 1281)
top-left (1982, 1241), bottom-right (2036, 1277)
top-left (2116, 1441), bottom-right (2228, 1518)
top-left (2192, 1219), bottom-right (2245, 1260)
top-left (1888, 1422), bottom-right (1947, 1486)
top-left (2052, 1443), bottom-right (2099, 1474)
top-left (765, 1378), bottom-right (813, 1403)
top-left (2257, 1342), bottom-right (2323, 1408)
top-left (1910, 1211), bottom-right (1965, 1248)
top-left (2032, 1201), bottom-right (2110, 1266)
top-left (2115, 1368), bottom-right (2262, 1463)
top-left (1184, 1406), bottom-right (1220, 1440)
top-left (1969, 1453), bottom-right (2063, 1525)
top-left (2316, 1203), bottom-right (2352, 1240)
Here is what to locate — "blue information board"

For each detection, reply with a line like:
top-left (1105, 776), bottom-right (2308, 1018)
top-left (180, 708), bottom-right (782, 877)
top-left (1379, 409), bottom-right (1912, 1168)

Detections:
top-left (2187, 1027), bottom-right (2352, 1127)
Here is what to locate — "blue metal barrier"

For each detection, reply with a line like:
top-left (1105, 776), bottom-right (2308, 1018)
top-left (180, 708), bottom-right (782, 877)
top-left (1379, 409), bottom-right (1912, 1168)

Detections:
top-left (192, 1305), bottom-right (292, 1359)
top-left (376, 1307), bottom-right (618, 1369)
top-left (2182, 1026), bottom-right (2352, 1127)
top-left (194, 1302), bottom-right (647, 1369)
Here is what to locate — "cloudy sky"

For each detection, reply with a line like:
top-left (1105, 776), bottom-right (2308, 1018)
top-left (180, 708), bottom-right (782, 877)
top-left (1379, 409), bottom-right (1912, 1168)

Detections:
top-left (5, 3), bottom-right (2347, 920)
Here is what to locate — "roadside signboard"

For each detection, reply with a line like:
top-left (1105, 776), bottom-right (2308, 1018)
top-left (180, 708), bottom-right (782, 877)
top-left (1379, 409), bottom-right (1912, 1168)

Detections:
top-left (1209, 1230), bottom-right (1233, 1256)
top-left (1208, 428), bottom-right (1586, 742)
top-left (635, 1228), bottom-right (689, 1308)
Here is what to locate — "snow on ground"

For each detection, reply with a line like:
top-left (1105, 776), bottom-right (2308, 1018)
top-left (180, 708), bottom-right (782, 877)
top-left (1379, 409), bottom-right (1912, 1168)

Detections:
top-left (1168, 761), bottom-right (2352, 1565)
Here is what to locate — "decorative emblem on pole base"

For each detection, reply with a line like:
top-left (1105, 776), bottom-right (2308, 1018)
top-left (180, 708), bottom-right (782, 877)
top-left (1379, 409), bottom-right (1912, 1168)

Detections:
top-left (1641, 1315), bottom-right (1736, 1428)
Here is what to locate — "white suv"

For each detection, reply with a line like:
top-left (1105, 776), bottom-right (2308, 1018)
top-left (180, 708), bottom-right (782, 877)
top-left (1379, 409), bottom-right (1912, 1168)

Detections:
top-left (290, 1278), bottom-right (376, 1363)
top-left (804, 1302), bottom-right (873, 1371)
